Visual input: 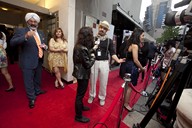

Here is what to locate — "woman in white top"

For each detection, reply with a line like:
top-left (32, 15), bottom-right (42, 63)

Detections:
top-left (161, 40), bottom-right (176, 80)
top-left (0, 31), bottom-right (14, 92)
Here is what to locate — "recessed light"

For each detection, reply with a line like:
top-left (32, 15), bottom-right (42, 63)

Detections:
top-left (1, 7), bottom-right (8, 11)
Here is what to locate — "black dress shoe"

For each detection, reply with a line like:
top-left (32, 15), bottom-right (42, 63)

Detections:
top-left (36, 90), bottom-right (47, 96)
top-left (75, 116), bottom-right (90, 123)
top-left (29, 100), bottom-right (35, 109)
top-left (5, 87), bottom-right (15, 92)
top-left (82, 106), bottom-right (90, 111)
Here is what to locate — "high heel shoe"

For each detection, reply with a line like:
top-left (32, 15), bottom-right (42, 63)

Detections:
top-left (124, 105), bottom-right (134, 112)
top-left (59, 81), bottom-right (64, 89)
top-left (5, 87), bottom-right (15, 92)
top-left (55, 80), bottom-right (59, 88)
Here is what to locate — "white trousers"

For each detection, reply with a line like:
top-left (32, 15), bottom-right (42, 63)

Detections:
top-left (89, 60), bottom-right (109, 100)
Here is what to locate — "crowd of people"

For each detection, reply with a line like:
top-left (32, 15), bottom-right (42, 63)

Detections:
top-left (1, 12), bottom-right (188, 123)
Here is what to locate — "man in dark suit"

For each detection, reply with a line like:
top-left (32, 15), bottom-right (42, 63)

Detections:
top-left (10, 12), bottom-right (47, 108)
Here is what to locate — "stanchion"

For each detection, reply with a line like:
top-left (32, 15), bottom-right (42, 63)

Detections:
top-left (94, 87), bottom-right (124, 128)
top-left (117, 73), bottom-right (131, 128)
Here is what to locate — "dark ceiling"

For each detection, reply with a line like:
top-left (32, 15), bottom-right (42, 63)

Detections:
top-left (0, 1), bottom-right (32, 14)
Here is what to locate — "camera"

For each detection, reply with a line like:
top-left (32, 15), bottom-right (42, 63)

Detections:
top-left (164, 0), bottom-right (192, 50)
top-left (164, 0), bottom-right (192, 26)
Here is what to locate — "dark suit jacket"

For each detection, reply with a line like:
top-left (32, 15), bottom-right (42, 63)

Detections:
top-left (10, 27), bottom-right (46, 69)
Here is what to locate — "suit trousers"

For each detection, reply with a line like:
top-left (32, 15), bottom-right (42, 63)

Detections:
top-left (21, 62), bottom-right (42, 101)
top-left (75, 79), bottom-right (89, 118)
top-left (90, 60), bottom-right (109, 100)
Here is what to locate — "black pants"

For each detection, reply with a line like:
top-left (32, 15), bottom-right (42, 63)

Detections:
top-left (147, 58), bottom-right (152, 71)
top-left (75, 79), bottom-right (89, 118)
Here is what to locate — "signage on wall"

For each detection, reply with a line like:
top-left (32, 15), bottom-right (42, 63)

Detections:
top-left (122, 30), bottom-right (132, 43)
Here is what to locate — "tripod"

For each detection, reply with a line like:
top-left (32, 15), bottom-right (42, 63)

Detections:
top-left (133, 57), bottom-right (192, 128)
top-left (117, 73), bottom-right (131, 128)
top-left (141, 54), bottom-right (164, 98)
top-left (141, 59), bottom-right (159, 97)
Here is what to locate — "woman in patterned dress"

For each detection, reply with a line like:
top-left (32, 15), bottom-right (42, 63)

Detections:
top-left (0, 31), bottom-right (14, 92)
top-left (48, 28), bottom-right (68, 88)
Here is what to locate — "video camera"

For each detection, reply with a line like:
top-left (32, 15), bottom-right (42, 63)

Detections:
top-left (164, 0), bottom-right (192, 26)
top-left (164, 0), bottom-right (192, 51)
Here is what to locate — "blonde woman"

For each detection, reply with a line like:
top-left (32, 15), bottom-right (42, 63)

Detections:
top-left (0, 31), bottom-right (14, 92)
top-left (48, 28), bottom-right (68, 88)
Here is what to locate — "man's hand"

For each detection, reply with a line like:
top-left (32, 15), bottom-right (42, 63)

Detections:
top-left (118, 58), bottom-right (126, 63)
top-left (93, 44), bottom-right (98, 50)
top-left (39, 43), bottom-right (48, 50)
top-left (25, 31), bottom-right (36, 38)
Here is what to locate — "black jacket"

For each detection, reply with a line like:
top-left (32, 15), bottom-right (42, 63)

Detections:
top-left (119, 41), bottom-right (127, 58)
top-left (139, 42), bottom-right (149, 66)
top-left (10, 27), bottom-right (45, 69)
top-left (72, 44), bottom-right (95, 79)
top-left (148, 43), bottom-right (158, 59)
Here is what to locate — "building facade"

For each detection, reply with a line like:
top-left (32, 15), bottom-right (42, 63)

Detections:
top-left (143, 0), bottom-right (172, 40)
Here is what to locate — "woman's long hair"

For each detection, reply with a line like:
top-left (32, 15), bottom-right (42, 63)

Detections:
top-left (76, 27), bottom-right (94, 49)
top-left (0, 31), bottom-right (3, 39)
top-left (53, 28), bottom-right (67, 42)
top-left (126, 28), bottom-right (144, 50)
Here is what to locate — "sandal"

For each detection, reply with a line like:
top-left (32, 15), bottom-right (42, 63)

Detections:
top-left (55, 80), bottom-right (59, 88)
top-left (59, 81), bottom-right (64, 89)
top-left (5, 87), bottom-right (15, 92)
top-left (124, 105), bottom-right (134, 112)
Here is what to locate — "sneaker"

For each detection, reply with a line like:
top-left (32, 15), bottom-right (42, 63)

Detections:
top-left (100, 99), bottom-right (105, 106)
top-left (88, 97), bottom-right (94, 104)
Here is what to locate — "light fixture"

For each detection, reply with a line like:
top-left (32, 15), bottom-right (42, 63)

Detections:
top-left (1, 7), bottom-right (8, 11)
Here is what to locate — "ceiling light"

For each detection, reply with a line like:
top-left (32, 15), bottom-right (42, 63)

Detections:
top-left (1, 7), bottom-right (8, 11)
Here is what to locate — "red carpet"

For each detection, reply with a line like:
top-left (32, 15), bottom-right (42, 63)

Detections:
top-left (0, 63), bottom-right (151, 128)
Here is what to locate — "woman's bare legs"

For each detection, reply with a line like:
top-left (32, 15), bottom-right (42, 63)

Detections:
top-left (53, 67), bottom-right (64, 88)
top-left (124, 86), bottom-right (133, 111)
top-left (1, 67), bottom-right (14, 91)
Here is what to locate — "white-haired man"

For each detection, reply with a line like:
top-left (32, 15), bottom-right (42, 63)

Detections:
top-left (88, 21), bottom-right (125, 106)
top-left (10, 12), bottom-right (47, 108)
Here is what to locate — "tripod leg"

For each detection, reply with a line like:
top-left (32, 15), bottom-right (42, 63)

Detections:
top-left (166, 61), bottom-right (192, 124)
top-left (145, 84), bottom-right (158, 107)
top-left (150, 67), bottom-right (172, 109)
top-left (134, 62), bottom-right (186, 128)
